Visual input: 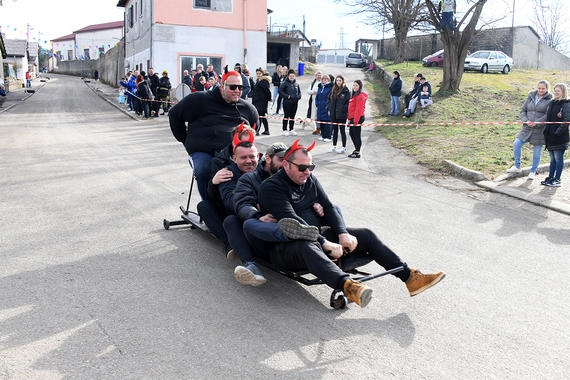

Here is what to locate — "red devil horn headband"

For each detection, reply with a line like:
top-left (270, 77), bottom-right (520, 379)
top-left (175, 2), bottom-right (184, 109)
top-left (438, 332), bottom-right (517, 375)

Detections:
top-left (283, 139), bottom-right (316, 161)
top-left (233, 130), bottom-right (256, 154)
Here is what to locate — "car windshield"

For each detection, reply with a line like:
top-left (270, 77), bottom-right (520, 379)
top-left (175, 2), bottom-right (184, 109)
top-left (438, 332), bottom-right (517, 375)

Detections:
top-left (348, 54), bottom-right (360, 58)
top-left (470, 51), bottom-right (491, 59)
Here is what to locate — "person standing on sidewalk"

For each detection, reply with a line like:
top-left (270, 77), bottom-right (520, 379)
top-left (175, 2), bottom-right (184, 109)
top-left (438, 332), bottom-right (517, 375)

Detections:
top-left (271, 65), bottom-right (283, 114)
top-left (541, 83), bottom-right (570, 187)
top-left (304, 71), bottom-right (322, 133)
top-left (347, 80), bottom-right (368, 158)
top-left (327, 75), bottom-right (351, 154)
top-left (316, 74), bottom-right (334, 142)
top-left (252, 67), bottom-right (272, 135)
top-left (148, 68), bottom-right (161, 117)
top-left (389, 71), bottom-right (402, 116)
top-left (507, 80), bottom-right (553, 179)
top-left (279, 69), bottom-right (301, 136)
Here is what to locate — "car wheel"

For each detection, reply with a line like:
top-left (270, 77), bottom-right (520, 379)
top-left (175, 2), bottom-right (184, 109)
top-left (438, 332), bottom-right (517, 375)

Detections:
top-left (430, 62), bottom-right (438, 67)
top-left (346, 64), bottom-right (349, 67)
top-left (481, 64), bottom-right (488, 74)
top-left (502, 65), bottom-right (510, 74)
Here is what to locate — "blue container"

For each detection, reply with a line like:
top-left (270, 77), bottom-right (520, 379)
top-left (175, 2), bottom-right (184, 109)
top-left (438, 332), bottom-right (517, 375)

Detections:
top-left (298, 62), bottom-right (305, 76)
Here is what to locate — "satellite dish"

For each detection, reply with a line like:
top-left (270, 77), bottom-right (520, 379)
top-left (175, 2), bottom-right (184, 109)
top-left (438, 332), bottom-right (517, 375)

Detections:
top-left (175, 83), bottom-right (191, 101)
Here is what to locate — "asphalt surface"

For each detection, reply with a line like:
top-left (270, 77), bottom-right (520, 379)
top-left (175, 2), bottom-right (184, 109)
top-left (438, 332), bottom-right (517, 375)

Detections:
top-left (1, 69), bottom-right (569, 379)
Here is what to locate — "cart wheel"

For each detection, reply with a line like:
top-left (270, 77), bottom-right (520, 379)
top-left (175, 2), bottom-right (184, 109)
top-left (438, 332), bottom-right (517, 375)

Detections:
top-left (330, 289), bottom-right (348, 309)
top-left (163, 219), bottom-right (170, 230)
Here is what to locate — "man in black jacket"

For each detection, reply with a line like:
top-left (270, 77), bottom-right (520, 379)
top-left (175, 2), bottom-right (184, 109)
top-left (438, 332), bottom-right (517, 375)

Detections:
top-left (404, 73), bottom-right (422, 110)
top-left (169, 70), bottom-right (259, 200)
top-left (148, 68), bottom-right (160, 117)
top-left (253, 141), bottom-right (446, 308)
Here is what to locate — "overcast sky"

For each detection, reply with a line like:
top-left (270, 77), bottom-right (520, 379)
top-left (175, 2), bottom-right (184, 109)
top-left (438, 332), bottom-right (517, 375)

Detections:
top-left (1, 0), bottom-right (567, 51)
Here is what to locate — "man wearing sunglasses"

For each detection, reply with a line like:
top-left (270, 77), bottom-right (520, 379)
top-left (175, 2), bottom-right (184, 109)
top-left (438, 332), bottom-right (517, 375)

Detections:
top-left (255, 142), bottom-right (445, 308)
top-left (169, 68), bottom-right (259, 201)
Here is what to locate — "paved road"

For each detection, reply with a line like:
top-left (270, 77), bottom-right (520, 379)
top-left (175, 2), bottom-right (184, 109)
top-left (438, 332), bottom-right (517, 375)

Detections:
top-left (1, 71), bottom-right (569, 379)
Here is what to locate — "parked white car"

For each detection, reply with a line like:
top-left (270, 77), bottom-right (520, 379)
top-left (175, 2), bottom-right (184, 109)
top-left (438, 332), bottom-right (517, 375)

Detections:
top-left (464, 50), bottom-right (513, 74)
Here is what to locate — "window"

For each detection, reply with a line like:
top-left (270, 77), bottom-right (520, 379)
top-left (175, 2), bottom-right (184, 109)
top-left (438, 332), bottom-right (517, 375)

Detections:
top-left (195, 0), bottom-right (211, 8)
top-left (489, 53), bottom-right (497, 60)
top-left (99, 47), bottom-right (105, 55)
top-left (68, 50), bottom-right (73, 60)
top-left (180, 56), bottom-right (221, 82)
top-left (129, 6), bottom-right (134, 28)
top-left (84, 49), bottom-right (90, 60)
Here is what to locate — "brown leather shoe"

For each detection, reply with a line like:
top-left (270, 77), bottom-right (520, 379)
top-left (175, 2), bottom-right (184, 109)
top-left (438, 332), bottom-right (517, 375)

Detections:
top-left (406, 268), bottom-right (446, 296)
top-left (343, 279), bottom-right (373, 308)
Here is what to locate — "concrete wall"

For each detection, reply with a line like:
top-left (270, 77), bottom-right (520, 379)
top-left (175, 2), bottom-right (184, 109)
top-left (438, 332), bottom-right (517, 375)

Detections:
top-left (52, 42), bottom-right (125, 87)
top-left (367, 26), bottom-right (570, 70)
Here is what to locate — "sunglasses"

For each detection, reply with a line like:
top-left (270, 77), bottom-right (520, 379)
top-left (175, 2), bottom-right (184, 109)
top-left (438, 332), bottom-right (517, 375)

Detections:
top-left (226, 84), bottom-right (244, 91)
top-left (286, 160), bottom-right (315, 172)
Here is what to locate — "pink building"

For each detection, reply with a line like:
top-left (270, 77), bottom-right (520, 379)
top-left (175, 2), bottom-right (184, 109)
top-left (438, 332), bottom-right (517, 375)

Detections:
top-left (117, 0), bottom-right (268, 85)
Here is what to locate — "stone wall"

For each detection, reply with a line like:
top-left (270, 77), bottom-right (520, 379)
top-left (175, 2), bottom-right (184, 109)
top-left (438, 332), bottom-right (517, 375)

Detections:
top-left (52, 41), bottom-right (125, 87)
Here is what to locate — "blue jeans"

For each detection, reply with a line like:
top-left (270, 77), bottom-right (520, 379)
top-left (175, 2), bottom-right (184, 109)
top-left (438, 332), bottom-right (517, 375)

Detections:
top-left (188, 151), bottom-right (213, 201)
top-left (514, 138), bottom-right (542, 172)
top-left (441, 12), bottom-right (454, 31)
top-left (548, 149), bottom-right (566, 180)
top-left (271, 87), bottom-right (279, 109)
top-left (390, 96), bottom-right (400, 115)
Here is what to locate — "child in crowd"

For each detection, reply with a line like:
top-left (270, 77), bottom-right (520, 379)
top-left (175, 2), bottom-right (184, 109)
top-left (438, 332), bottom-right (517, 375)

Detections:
top-left (199, 76), bottom-right (209, 91)
top-left (419, 85), bottom-right (432, 107)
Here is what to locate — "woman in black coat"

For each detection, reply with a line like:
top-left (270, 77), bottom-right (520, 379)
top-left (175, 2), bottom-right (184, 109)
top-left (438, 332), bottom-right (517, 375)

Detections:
top-left (541, 83), bottom-right (570, 187)
top-left (278, 69), bottom-right (301, 136)
top-left (136, 75), bottom-right (151, 119)
top-left (326, 75), bottom-right (351, 153)
top-left (252, 68), bottom-right (272, 135)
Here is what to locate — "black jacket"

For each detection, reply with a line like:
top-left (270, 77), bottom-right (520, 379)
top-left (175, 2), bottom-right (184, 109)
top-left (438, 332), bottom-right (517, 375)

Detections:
top-left (252, 76), bottom-right (272, 106)
top-left (279, 77), bottom-right (301, 103)
top-left (158, 77), bottom-right (171, 94)
top-left (543, 99), bottom-right (570, 151)
top-left (168, 86), bottom-right (259, 156)
top-left (408, 81), bottom-right (421, 96)
top-left (149, 73), bottom-right (160, 95)
top-left (182, 75), bottom-right (192, 88)
top-left (389, 77), bottom-right (402, 97)
top-left (206, 144), bottom-right (234, 207)
top-left (327, 86), bottom-right (351, 121)
top-left (272, 71), bottom-right (281, 87)
top-left (234, 164), bottom-right (271, 222)
top-left (259, 169), bottom-right (347, 245)
top-left (137, 81), bottom-right (151, 99)
top-left (219, 160), bottom-right (265, 215)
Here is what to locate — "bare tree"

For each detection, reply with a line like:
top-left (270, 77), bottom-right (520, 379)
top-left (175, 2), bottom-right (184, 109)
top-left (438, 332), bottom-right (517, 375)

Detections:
top-left (425, 0), bottom-right (487, 92)
top-left (335, 0), bottom-right (429, 63)
top-left (531, 0), bottom-right (568, 53)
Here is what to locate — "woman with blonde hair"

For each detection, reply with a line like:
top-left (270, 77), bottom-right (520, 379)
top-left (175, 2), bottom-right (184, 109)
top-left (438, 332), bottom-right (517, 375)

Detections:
top-left (507, 80), bottom-right (552, 179)
top-left (541, 83), bottom-right (570, 187)
top-left (271, 65), bottom-right (283, 113)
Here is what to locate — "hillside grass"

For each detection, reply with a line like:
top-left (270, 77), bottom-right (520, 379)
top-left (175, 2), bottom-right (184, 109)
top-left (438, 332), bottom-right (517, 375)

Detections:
top-left (368, 60), bottom-right (570, 179)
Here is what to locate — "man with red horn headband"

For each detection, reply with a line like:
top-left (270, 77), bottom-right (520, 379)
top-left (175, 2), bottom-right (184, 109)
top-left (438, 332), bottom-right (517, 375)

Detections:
top-left (249, 140), bottom-right (445, 308)
top-left (169, 65), bottom-right (259, 201)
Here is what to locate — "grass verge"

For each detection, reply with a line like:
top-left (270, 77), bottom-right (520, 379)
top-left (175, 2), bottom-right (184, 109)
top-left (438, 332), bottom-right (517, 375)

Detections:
top-left (368, 60), bottom-right (570, 179)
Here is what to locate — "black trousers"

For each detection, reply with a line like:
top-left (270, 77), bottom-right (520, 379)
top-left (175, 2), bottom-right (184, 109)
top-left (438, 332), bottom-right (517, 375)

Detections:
top-left (253, 102), bottom-right (269, 132)
top-left (331, 118), bottom-right (347, 147)
top-left (349, 116), bottom-right (364, 151)
top-left (282, 101), bottom-right (298, 131)
top-left (223, 215), bottom-right (257, 264)
top-left (248, 227), bottom-right (411, 290)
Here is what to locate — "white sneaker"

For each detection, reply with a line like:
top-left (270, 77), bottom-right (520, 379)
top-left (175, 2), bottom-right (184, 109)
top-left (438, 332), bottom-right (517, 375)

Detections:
top-left (283, 130), bottom-right (290, 136)
top-left (289, 130), bottom-right (298, 136)
top-left (337, 147), bottom-right (346, 154)
top-left (318, 137), bottom-right (324, 141)
top-left (328, 147), bottom-right (337, 153)
top-left (528, 171), bottom-right (536, 180)
top-left (506, 165), bottom-right (522, 173)
top-left (323, 138), bottom-right (331, 142)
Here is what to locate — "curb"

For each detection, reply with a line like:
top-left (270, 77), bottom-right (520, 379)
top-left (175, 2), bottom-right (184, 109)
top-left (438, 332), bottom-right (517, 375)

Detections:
top-left (476, 180), bottom-right (570, 216)
top-left (83, 80), bottom-right (141, 122)
top-left (443, 159), bottom-right (486, 181)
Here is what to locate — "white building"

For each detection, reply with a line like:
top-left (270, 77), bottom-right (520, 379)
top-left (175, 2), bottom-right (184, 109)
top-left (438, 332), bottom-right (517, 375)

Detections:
top-left (117, 0), bottom-right (267, 86)
top-left (51, 21), bottom-right (123, 62)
